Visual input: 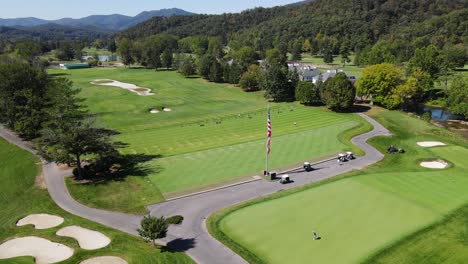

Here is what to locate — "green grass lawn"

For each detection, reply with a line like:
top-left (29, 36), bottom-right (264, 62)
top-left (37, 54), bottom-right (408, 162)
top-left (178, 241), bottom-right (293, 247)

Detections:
top-left (0, 137), bottom-right (193, 264)
top-left (48, 68), bottom-right (366, 212)
top-left (209, 108), bottom-right (468, 264)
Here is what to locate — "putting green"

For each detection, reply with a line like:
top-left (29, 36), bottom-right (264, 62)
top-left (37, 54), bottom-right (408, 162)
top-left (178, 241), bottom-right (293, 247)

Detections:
top-left (214, 110), bottom-right (468, 264)
top-left (49, 68), bottom-right (364, 210)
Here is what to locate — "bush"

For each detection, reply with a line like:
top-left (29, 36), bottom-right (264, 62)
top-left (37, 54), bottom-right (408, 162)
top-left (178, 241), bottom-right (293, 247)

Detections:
top-left (166, 215), bottom-right (184, 225)
top-left (421, 112), bottom-right (432, 122)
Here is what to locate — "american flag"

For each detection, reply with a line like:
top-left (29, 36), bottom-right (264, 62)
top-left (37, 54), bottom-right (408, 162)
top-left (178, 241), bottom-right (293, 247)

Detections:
top-left (267, 109), bottom-right (271, 155)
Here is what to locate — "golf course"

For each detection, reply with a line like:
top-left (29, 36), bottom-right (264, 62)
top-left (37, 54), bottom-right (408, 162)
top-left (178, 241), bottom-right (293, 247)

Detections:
top-left (48, 68), bottom-right (368, 213)
top-left (0, 136), bottom-right (193, 263)
top-left (209, 108), bottom-right (468, 264)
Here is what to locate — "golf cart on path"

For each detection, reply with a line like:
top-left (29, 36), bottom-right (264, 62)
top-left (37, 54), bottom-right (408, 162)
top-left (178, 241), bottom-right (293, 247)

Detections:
top-left (280, 174), bottom-right (291, 184)
top-left (303, 162), bottom-right (314, 172)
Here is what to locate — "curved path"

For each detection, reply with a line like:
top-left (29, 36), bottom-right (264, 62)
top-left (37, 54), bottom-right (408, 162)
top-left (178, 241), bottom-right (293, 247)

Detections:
top-left (0, 113), bottom-right (390, 264)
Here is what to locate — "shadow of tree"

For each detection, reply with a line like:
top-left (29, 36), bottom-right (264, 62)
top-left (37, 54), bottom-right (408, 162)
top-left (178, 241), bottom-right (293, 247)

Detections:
top-left (48, 73), bottom-right (71, 77)
top-left (163, 238), bottom-right (196, 252)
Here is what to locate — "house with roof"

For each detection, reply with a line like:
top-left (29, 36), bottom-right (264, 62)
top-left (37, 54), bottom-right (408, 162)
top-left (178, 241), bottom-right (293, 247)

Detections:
top-left (312, 69), bottom-right (358, 84)
top-left (288, 63), bottom-right (322, 82)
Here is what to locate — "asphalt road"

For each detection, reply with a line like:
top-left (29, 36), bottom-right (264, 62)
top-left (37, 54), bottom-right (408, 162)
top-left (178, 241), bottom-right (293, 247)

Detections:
top-left (0, 113), bottom-right (391, 264)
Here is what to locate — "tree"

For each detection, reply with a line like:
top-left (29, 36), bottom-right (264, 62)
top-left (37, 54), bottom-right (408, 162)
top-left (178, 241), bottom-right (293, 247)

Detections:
top-left (320, 73), bottom-right (355, 111)
top-left (233, 46), bottom-right (257, 71)
top-left (291, 39), bottom-right (303, 61)
top-left (108, 39), bottom-right (117, 54)
top-left (239, 64), bottom-right (262, 92)
top-left (138, 215), bottom-right (168, 246)
top-left (409, 45), bottom-right (443, 79)
top-left (446, 77), bottom-right (468, 119)
top-left (265, 48), bottom-right (286, 68)
top-left (442, 43), bottom-right (467, 70)
top-left (0, 62), bottom-right (48, 139)
top-left (303, 39), bottom-right (311, 53)
top-left (142, 37), bottom-right (162, 69)
top-left (356, 64), bottom-right (404, 108)
top-left (340, 41), bottom-right (351, 67)
top-left (323, 49), bottom-right (334, 64)
top-left (295, 81), bottom-right (320, 105)
top-left (16, 41), bottom-right (42, 63)
top-left (161, 48), bottom-right (173, 69)
top-left (178, 56), bottom-right (196, 77)
top-left (117, 38), bottom-right (134, 67)
top-left (208, 59), bottom-right (223, 82)
top-left (262, 64), bottom-right (295, 102)
top-left (197, 55), bottom-right (213, 79)
top-left (56, 42), bottom-right (75, 61)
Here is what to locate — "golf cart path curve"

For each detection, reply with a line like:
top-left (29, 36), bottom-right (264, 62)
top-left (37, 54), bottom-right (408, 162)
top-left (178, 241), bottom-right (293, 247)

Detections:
top-left (0, 113), bottom-right (390, 264)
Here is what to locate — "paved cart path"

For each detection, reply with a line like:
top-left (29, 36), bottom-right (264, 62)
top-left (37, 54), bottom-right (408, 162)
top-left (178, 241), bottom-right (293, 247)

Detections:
top-left (0, 113), bottom-right (390, 264)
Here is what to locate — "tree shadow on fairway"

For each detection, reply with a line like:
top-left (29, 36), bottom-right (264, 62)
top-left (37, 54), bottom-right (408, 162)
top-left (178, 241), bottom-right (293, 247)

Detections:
top-left (48, 73), bottom-right (71, 77)
top-left (163, 238), bottom-right (196, 252)
top-left (75, 153), bottom-right (163, 184)
top-left (347, 104), bottom-right (371, 113)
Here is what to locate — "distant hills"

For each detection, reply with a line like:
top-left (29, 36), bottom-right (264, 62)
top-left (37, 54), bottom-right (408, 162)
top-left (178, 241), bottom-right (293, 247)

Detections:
top-left (0, 8), bottom-right (194, 31)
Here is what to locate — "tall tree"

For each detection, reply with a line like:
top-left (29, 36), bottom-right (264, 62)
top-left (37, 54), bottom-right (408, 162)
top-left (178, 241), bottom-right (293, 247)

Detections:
top-left (409, 45), bottom-right (443, 79)
top-left (161, 48), bottom-right (173, 69)
top-left (239, 64), bottom-right (262, 92)
top-left (320, 73), bottom-right (355, 111)
top-left (117, 38), bottom-right (134, 67)
top-left (262, 64), bottom-right (295, 102)
top-left (356, 63), bottom-right (405, 108)
top-left (446, 77), bottom-right (468, 119)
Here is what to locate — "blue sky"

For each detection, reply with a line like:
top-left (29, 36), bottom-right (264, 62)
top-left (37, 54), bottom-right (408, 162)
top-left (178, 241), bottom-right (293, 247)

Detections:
top-left (0, 0), bottom-right (299, 19)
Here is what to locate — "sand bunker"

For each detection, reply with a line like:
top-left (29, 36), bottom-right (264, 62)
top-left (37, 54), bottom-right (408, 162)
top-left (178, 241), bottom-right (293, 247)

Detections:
top-left (420, 160), bottom-right (448, 169)
top-left (163, 108), bottom-right (172, 112)
top-left (0, 236), bottom-right (73, 264)
top-left (91, 79), bottom-right (154, 96)
top-left (56, 226), bottom-right (110, 250)
top-left (17, 214), bottom-right (64, 229)
top-left (80, 256), bottom-right (128, 264)
top-left (417, 141), bottom-right (446, 147)
top-left (150, 109), bottom-right (160, 114)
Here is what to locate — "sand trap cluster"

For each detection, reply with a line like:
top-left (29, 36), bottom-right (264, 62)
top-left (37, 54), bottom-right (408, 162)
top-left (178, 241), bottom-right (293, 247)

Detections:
top-left (420, 160), bottom-right (448, 169)
top-left (417, 141), bottom-right (446, 147)
top-left (56, 226), bottom-right (111, 250)
top-left (91, 79), bottom-right (154, 96)
top-left (0, 236), bottom-right (73, 263)
top-left (80, 256), bottom-right (128, 264)
top-left (17, 214), bottom-right (64, 229)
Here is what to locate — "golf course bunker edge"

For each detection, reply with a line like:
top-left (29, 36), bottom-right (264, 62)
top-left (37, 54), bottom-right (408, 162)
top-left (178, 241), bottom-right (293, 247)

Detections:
top-left (0, 236), bottom-right (74, 263)
top-left (417, 141), bottom-right (446, 147)
top-left (420, 160), bottom-right (449, 169)
top-left (56, 226), bottom-right (111, 250)
top-left (80, 256), bottom-right (128, 264)
top-left (91, 79), bottom-right (154, 96)
top-left (16, 213), bottom-right (64, 229)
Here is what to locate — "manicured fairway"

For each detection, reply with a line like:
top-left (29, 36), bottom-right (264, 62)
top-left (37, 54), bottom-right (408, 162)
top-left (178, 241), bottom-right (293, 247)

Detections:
top-left (213, 109), bottom-right (468, 264)
top-left (0, 137), bottom-right (193, 264)
top-left (49, 68), bottom-right (364, 211)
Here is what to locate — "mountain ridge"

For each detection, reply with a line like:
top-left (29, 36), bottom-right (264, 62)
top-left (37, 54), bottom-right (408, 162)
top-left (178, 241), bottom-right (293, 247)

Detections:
top-left (0, 8), bottom-right (194, 31)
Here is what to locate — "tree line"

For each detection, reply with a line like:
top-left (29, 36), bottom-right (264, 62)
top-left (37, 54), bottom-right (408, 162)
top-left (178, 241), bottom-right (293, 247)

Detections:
top-left (0, 56), bottom-right (122, 179)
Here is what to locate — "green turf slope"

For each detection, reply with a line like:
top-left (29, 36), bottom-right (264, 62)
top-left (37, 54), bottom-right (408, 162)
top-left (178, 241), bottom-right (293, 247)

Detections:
top-left (50, 68), bottom-right (366, 212)
top-left (0, 137), bottom-right (193, 264)
top-left (211, 109), bottom-right (468, 264)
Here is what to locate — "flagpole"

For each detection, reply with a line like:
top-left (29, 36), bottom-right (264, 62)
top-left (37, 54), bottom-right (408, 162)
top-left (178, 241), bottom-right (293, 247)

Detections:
top-left (266, 103), bottom-right (269, 175)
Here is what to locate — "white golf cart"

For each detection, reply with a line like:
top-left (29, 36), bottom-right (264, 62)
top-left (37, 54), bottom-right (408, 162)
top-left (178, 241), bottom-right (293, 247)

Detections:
top-left (279, 174), bottom-right (291, 184)
top-left (303, 162), bottom-right (313, 172)
top-left (337, 153), bottom-right (347, 162)
top-left (346, 152), bottom-right (355, 160)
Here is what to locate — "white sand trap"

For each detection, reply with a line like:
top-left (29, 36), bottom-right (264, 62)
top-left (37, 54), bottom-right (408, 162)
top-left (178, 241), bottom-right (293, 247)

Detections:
top-left (150, 109), bottom-right (160, 114)
top-left (17, 214), bottom-right (64, 229)
top-left (163, 108), bottom-right (172, 112)
top-left (80, 256), bottom-right (128, 264)
top-left (420, 160), bottom-right (448, 169)
top-left (56, 226), bottom-right (110, 250)
top-left (417, 141), bottom-right (446, 147)
top-left (0, 236), bottom-right (73, 264)
top-left (91, 79), bottom-right (154, 96)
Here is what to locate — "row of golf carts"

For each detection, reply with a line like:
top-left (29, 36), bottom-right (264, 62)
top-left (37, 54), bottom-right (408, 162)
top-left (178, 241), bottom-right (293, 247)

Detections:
top-left (268, 152), bottom-right (356, 184)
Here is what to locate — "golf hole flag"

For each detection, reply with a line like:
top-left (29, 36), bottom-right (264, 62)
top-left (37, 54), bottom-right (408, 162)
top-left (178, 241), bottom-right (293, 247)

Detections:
top-left (267, 109), bottom-right (271, 154)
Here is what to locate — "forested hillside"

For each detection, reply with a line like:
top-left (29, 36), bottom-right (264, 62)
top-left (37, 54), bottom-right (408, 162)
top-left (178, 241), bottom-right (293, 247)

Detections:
top-left (119, 0), bottom-right (467, 52)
